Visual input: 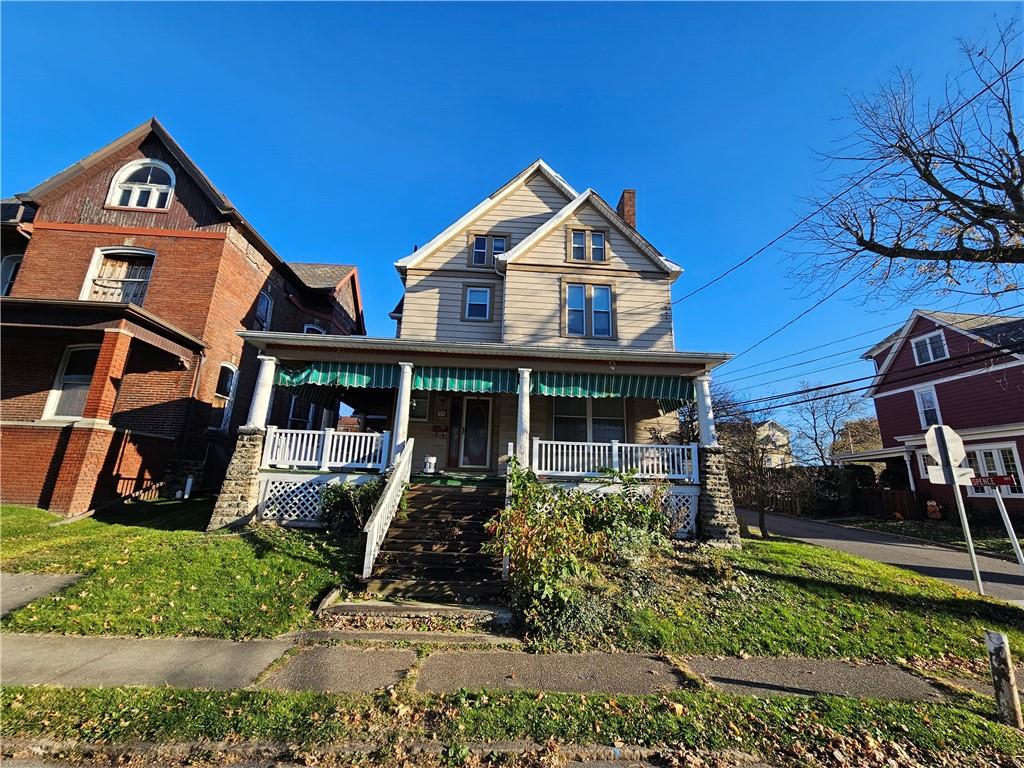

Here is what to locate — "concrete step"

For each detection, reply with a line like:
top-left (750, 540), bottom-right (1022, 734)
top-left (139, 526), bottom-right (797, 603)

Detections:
top-left (364, 578), bottom-right (505, 600)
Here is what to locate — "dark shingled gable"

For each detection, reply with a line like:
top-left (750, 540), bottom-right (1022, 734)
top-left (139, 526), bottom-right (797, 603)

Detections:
top-left (927, 310), bottom-right (1024, 350)
top-left (288, 262), bottom-right (356, 290)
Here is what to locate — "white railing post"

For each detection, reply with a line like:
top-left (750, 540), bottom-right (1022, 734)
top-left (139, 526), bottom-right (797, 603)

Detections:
top-left (690, 443), bottom-right (700, 483)
top-left (532, 436), bottom-right (540, 473)
top-left (318, 427), bottom-right (333, 471)
top-left (361, 438), bottom-right (414, 579)
top-left (610, 440), bottom-right (620, 472)
top-left (261, 425), bottom-right (278, 467)
top-left (379, 431), bottom-right (392, 470)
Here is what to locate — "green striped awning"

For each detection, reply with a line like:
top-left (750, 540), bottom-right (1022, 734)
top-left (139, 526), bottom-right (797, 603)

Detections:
top-left (277, 362), bottom-right (401, 389)
top-left (412, 367), bottom-right (518, 394)
top-left (531, 372), bottom-right (694, 402)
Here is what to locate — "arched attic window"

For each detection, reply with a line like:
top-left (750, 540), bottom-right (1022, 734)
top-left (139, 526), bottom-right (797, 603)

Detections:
top-left (107, 159), bottom-right (175, 210)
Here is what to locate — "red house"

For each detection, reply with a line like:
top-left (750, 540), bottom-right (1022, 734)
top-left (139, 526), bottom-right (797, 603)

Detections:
top-left (835, 309), bottom-right (1024, 519)
top-left (0, 118), bottom-right (365, 516)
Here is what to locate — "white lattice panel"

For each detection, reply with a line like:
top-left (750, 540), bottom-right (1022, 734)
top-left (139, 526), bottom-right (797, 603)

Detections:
top-left (259, 477), bottom-right (326, 526)
top-left (665, 486), bottom-right (699, 539)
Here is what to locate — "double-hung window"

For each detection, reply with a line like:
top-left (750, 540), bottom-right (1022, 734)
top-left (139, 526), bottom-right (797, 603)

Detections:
top-left (463, 286), bottom-right (492, 321)
top-left (914, 386), bottom-right (941, 428)
top-left (552, 397), bottom-right (626, 443)
top-left (569, 230), bottom-right (607, 262)
top-left (565, 283), bottom-right (614, 338)
top-left (254, 290), bottom-right (273, 330)
top-left (469, 234), bottom-right (508, 267)
top-left (287, 394), bottom-right (314, 430)
top-left (912, 331), bottom-right (948, 365)
top-left (46, 345), bottom-right (100, 420)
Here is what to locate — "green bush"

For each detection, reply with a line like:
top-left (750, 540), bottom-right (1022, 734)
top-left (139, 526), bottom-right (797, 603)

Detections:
top-left (486, 462), bottom-right (669, 646)
top-left (320, 479), bottom-right (385, 533)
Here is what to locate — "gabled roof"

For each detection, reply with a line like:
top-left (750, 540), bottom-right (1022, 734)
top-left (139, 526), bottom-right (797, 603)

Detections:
top-left (394, 159), bottom-right (577, 273)
top-left (864, 308), bottom-right (1024, 397)
top-left (496, 189), bottom-right (681, 277)
top-left (289, 263), bottom-right (356, 291)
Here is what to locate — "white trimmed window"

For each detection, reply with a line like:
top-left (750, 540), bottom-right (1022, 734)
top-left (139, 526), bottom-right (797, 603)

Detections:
top-left (912, 331), bottom-right (948, 365)
top-left (464, 286), bottom-right (491, 321)
top-left (303, 323), bottom-right (326, 334)
top-left (107, 159), bottom-right (175, 210)
top-left (914, 386), bottom-right (941, 428)
top-left (211, 363), bottom-right (238, 431)
top-left (569, 230), bottom-right (608, 263)
top-left (965, 444), bottom-right (1024, 497)
top-left (287, 394), bottom-right (314, 429)
top-left (1, 254), bottom-right (23, 296)
top-left (254, 291), bottom-right (273, 330)
top-left (565, 283), bottom-right (615, 338)
top-left (84, 249), bottom-right (154, 305)
top-left (552, 397), bottom-right (626, 443)
top-left (44, 345), bottom-right (100, 420)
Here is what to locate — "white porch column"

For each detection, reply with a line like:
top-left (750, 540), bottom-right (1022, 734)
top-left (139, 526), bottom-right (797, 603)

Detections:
top-left (903, 450), bottom-right (917, 493)
top-left (392, 361), bottom-right (414, 460)
top-left (515, 368), bottom-right (531, 466)
top-left (695, 374), bottom-right (718, 447)
top-left (244, 355), bottom-right (277, 429)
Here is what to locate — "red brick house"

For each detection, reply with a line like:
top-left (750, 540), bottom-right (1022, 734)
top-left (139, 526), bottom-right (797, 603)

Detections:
top-left (835, 309), bottom-right (1024, 518)
top-left (0, 118), bottom-right (365, 516)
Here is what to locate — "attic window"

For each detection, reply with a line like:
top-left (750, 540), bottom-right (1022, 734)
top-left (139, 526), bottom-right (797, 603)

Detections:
top-left (911, 331), bottom-right (948, 366)
top-left (569, 230), bottom-right (608, 263)
top-left (468, 234), bottom-right (508, 267)
top-left (107, 159), bottom-right (175, 210)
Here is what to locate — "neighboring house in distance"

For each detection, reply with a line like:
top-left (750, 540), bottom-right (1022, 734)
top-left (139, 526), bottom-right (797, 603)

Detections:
top-left (835, 309), bottom-right (1024, 517)
top-left (756, 421), bottom-right (793, 468)
top-left (0, 118), bottom-right (364, 517)
top-left (215, 160), bottom-right (740, 595)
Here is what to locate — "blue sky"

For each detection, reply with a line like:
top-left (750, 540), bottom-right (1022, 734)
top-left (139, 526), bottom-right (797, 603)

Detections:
top-left (1, 2), bottom-right (1015, 404)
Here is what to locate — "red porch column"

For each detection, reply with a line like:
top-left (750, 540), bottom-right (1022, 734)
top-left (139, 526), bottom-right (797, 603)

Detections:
top-left (49, 328), bottom-right (133, 516)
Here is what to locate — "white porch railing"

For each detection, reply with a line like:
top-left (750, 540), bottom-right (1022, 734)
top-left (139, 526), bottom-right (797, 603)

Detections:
top-left (532, 438), bottom-right (699, 482)
top-left (261, 427), bottom-right (391, 471)
top-left (361, 438), bottom-right (414, 579)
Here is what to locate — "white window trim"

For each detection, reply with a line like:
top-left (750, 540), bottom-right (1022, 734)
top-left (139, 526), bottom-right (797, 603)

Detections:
top-left (551, 397), bottom-right (627, 442)
top-left (254, 290), bottom-right (274, 331)
top-left (913, 386), bottom-right (942, 430)
top-left (464, 286), bottom-right (492, 321)
top-left (1, 253), bottom-right (23, 296)
top-left (212, 363), bottom-right (239, 432)
top-left (303, 323), bottom-right (326, 334)
top-left (911, 330), bottom-right (949, 366)
top-left (964, 442), bottom-right (1024, 497)
top-left (79, 247), bottom-right (157, 302)
top-left (42, 344), bottom-right (101, 421)
top-left (105, 159), bottom-right (176, 210)
top-left (287, 393), bottom-right (315, 430)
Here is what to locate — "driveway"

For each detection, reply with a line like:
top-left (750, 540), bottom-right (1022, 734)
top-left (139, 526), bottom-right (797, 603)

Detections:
top-left (737, 508), bottom-right (1024, 604)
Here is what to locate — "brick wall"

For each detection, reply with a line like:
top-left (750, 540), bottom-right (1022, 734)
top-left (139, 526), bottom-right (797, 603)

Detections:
top-left (0, 424), bottom-right (73, 507)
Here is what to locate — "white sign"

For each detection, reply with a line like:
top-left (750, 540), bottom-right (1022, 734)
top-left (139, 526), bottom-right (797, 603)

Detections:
top-left (927, 465), bottom-right (975, 486)
top-left (926, 425), bottom-right (966, 467)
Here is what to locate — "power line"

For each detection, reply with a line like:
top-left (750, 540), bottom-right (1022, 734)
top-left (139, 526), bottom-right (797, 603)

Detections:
top-left (619, 56), bottom-right (1024, 317)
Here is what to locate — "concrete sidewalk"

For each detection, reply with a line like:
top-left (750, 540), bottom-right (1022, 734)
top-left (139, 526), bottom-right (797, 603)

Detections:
top-left (0, 632), bottom-right (948, 701)
top-left (737, 508), bottom-right (1024, 603)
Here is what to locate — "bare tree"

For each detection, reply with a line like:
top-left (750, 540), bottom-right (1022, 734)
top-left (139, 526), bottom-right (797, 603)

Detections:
top-left (653, 381), bottom-right (745, 444)
top-left (790, 382), bottom-right (866, 465)
top-left (831, 416), bottom-right (882, 456)
top-left (797, 20), bottom-right (1024, 301)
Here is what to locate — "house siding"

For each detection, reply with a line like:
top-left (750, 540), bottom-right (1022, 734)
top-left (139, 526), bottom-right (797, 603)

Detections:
top-left (400, 271), bottom-right (503, 343)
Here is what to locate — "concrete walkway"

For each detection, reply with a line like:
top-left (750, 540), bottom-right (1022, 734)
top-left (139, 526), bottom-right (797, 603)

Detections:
top-left (0, 633), bottom-right (947, 701)
top-left (1, 572), bottom-right (80, 617)
top-left (737, 508), bottom-right (1024, 603)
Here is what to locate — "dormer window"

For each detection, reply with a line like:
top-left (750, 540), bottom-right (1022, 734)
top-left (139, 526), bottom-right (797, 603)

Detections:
top-left (107, 159), bottom-right (175, 210)
top-left (468, 234), bottom-right (508, 267)
top-left (911, 331), bottom-right (948, 365)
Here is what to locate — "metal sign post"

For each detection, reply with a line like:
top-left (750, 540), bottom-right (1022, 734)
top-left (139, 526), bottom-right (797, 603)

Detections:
top-left (925, 425), bottom-right (985, 595)
top-left (972, 475), bottom-right (1024, 578)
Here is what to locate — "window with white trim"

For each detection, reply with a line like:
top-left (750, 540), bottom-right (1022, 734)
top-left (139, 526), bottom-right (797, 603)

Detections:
top-left (303, 323), bottom-right (326, 334)
top-left (254, 291), bottom-right (273, 330)
top-left (552, 397), bottom-right (626, 443)
top-left (912, 331), bottom-right (948, 365)
top-left (1, 254), bottom-right (23, 296)
top-left (463, 286), bottom-right (491, 321)
top-left (287, 394), bottom-right (314, 429)
top-left (569, 229), bottom-right (608, 263)
top-left (87, 250), bottom-right (154, 305)
top-left (565, 283), bottom-right (615, 338)
top-left (965, 444), bottom-right (1024, 497)
top-left (914, 387), bottom-right (941, 428)
top-left (210, 363), bottom-right (238, 431)
top-left (46, 345), bottom-right (100, 419)
top-left (107, 159), bottom-right (175, 210)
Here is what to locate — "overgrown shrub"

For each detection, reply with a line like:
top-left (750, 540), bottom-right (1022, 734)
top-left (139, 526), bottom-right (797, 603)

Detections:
top-left (485, 462), bottom-right (670, 646)
top-left (320, 479), bottom-right (384, 533)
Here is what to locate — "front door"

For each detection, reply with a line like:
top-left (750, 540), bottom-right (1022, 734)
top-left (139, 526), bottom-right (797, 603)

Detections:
top-left (459, 397), bottom-right (492, 468)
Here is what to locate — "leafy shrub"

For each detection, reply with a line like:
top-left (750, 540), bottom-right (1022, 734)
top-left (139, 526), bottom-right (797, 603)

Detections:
top-left (320, 479), bottom-right (384, 533)
top-left (486, 462), bottom-right (670, 646)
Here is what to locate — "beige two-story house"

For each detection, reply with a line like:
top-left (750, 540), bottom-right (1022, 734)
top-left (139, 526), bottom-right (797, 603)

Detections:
top-left (212, 161), bottom-right (739, 592)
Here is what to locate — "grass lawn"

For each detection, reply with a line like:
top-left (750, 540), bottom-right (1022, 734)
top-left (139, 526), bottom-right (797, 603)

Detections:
top-left (0, 500), bottom-right (357, 639)
top-left (841, 516), bottom-right (1022, 560)
top-left (2, 684), bottom-right (1022, 765)
top-left (530, 537), bottom-right (1024, 662)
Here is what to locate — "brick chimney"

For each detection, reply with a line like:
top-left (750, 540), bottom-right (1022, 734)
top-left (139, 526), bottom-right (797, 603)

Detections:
top-left (616, 189), bottom-right (636, 228)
